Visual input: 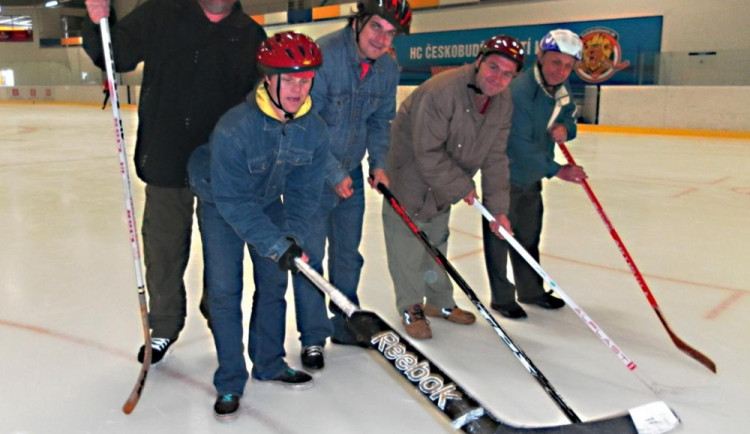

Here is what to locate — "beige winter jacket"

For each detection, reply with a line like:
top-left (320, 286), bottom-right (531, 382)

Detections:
top-left (387, 63), bottom-right (512, 220)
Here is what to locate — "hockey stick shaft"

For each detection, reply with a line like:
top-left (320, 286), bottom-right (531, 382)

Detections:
top-left (98, 18), bottom-right (152, 414)
top-left (475, 201), bottom-right (637, 372)
top-left (377, 184), bottom-right (581, 423)
top-left (556, 142), bottom-right (716, 373)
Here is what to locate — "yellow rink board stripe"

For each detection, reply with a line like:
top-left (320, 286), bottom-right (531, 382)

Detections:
top-left (578, 124), bottom-right (750, 140)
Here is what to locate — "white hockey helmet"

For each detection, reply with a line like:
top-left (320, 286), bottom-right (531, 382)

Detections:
top-left (539, 29), bottom-right (583, 61)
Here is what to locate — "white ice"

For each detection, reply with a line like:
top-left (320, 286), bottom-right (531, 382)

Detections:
top-left (1, 104), bottom-right (747, 433)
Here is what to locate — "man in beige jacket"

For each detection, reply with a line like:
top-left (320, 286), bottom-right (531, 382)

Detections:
top-left (382, 35), bottom-right (525, 340)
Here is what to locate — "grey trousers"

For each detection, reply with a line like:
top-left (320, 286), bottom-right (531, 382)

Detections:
top-left (141, 185), bottom-right (196, 339)
top-left (382, 201), bottom-right (456, 314)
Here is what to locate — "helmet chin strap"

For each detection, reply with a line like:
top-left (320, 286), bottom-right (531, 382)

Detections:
top-left (469, 55), bottom-right (488, 95)
top-left (534, 60), bottom-right (563, 98)
top-left (265, 77), bottom-right (294, 120)
top-left (264, 74), bottom-right (315, 121)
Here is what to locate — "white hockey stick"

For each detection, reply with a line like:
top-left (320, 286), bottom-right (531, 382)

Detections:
top-left (98, 18), bottom-right (152, 414)
top-left (475, 201), bottom-right (638, 371)
top-left (473, 200), bottom-right (693, 401)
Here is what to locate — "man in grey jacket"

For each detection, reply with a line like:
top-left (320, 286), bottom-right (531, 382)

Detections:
top-left (382, 35), bottom-right (524, 340)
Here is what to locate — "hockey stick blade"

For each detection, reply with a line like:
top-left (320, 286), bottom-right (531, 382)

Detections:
top-left (557, 142), bottom-right (716, 374)
top-left (294, 259), bottom-right (680, 433)
top-left (98, 17), bottom-right (153, 413)
top-left (655, 308), bottom-right (716, 373)
top-left (122, 290), bottom-right (151, 414)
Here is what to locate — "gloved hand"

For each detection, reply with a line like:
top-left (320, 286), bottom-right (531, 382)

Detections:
top-left (278, 239), bottom-right (303, 273)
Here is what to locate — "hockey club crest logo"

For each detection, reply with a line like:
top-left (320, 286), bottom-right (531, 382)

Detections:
top-left (575, 27), bottom-right (631, 83)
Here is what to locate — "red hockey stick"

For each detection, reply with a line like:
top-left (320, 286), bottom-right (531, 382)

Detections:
top-left (548, 87), bottom-right (714, 373)
top-left (557, 141), bottom-right (716, 373)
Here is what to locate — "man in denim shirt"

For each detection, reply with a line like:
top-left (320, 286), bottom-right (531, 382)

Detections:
top-left (292, 0), bottom-right (412, 370)
top-left (188, 32), bottom-right (328, 421)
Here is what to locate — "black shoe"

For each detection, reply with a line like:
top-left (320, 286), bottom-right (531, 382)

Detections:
top-left (519, 291), bottom-right (565, 310)
top-left (257, 368), bottom-right (314, 391)
top-left (301, 345), bottom-right (325, 371)
top-left (490, 301), bottom-right (527, 319)
top-left (213, 393), bottom-right (240, 421)
top-left (137, 337), bottom-right (175, 364)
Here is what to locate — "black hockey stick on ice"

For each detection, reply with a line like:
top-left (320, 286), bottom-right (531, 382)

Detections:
top-left (294, 258), bottom-right (680, 433)
top-left (99, 18), bottom-right (152, 414)
top-left (378, 183), bottom-right (582, 422)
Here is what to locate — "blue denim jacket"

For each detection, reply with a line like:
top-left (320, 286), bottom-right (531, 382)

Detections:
top-left (188, 85), bottom-right (329, 261)
top-left (311, 26), bottom-right (399, 187)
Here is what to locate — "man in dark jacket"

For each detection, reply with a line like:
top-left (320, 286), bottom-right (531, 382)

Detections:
top-left (82, 0), bottom-right (266, 363)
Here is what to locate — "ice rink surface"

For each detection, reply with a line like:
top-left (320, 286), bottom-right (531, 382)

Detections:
top-left (1, 103), bottom-right (748, 433)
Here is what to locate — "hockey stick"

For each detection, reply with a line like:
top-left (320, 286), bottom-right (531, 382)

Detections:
top-left (378, 183), bottom-right (581, 423)
top-left (556, 144), bottom-right (715, 373)
top-left (295, 258), bottom-right (679, 434)
top-left (98, 18), bottom-right (152, 414)
top-left (549, 92), bottom-right (715, 373)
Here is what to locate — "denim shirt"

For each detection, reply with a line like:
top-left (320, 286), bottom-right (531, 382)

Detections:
top-left (188, 85), bottom-right (329, 261)
top-left (311, 26), bottom-right (399, 187)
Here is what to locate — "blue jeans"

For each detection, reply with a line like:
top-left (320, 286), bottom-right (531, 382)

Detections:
top-left (292, 167), bottom-right (365, 345)
top-left (198, 199), bottom-right (289, 396)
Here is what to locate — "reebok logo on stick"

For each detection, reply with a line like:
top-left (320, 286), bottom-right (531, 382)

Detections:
top-left (372, 331), bottom-right (461, 410)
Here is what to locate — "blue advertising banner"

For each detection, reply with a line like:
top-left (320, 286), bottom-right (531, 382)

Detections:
top-left (392, 16), bottom-right (663, 87)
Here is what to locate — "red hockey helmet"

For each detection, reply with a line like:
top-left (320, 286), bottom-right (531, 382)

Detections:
top-left (256, 32), bottom-right (323, 77)
top-left (360, 0), bottom-right (412, 35)
top-left (478, 34), bottom-right (525, 71)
